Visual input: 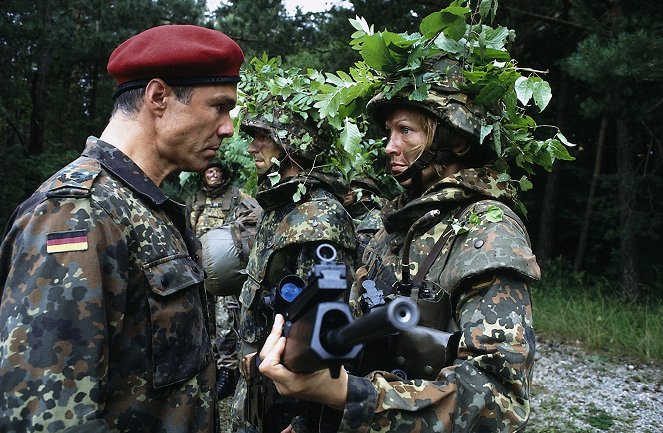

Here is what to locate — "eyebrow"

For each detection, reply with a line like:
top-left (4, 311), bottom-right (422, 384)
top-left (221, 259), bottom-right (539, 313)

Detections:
top-left (212, 95), bottom-right (237, 107)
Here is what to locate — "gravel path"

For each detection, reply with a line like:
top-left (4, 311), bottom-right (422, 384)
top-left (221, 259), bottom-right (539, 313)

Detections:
top-left (218, 339), bottom-right (663, 432)
top-left (529, 339), bottom-right (663, 433)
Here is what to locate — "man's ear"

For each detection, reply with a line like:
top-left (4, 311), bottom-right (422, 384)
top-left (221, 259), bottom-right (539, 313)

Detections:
top-left (144, 79), bottom-right (171, 116)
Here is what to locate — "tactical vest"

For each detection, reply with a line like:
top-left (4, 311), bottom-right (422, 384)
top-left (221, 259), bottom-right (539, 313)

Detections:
top-left (354, 199), bottom-right (540, 380)
top-left (188, 185), bottom-right (241, 238)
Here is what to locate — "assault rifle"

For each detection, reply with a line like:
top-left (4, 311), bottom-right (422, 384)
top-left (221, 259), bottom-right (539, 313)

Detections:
top-left (246, 243), bottom-right (419, 433)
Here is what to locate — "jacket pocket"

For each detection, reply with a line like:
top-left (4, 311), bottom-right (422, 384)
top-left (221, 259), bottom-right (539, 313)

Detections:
top-left (143, 254), bottom-right (210, 388)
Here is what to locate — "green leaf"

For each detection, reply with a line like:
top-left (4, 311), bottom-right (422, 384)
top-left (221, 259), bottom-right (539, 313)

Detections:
top-left (497, 172), bottom-right (511, 182)
top-left (445, 17), bottom-right (468, 41)
top-left (293, 183), bottom-right (307, 203)
top-left (361, 33), bottom-right (399, 72)
top-left (420, 4), bottom-right (469, 39)
top-left (479, 0), bottom-right (493, 20)
top-left (433, 33), bottom-right (466, 54)
top-left (515, 76), bottom-right (533, 106)
top-left (349, 16), bottom-right (373, 35)
top-left (519, 175), bottom-right (533, 191)
top-left (480, 122), bottom-right (493, 144)
top-left (339, 119), bottom-right (363, 154)
top-left (410, 84), bottom-right (430, 101)
top-left (551, 139), bottom-right (576, 161)
top-left (532, 78), bottom-right (552, 111)
top-left (485, 205), bottom-right (504, 222)
top-left (475, 81), bottom-right (506, 106)
top-left (556, 131), bottom-right (576, 148)
top-left (468, 210), bottom-right (481, 225)
top-left (267, 172), bottom-right (280, 186)
top-left (451, 221), bottom-right (468, 235)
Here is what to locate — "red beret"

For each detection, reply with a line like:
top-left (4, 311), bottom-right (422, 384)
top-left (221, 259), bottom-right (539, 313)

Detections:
top-left (107, 24), bottom-right (244, 96)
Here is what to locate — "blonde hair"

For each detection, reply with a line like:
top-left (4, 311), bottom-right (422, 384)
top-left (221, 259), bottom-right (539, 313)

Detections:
top-left (407, 108), bottom-right (438, 161)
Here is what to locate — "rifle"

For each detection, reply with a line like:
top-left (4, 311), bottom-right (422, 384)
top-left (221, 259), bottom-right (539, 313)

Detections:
top-left (246, 243), bottom-right (420, 433)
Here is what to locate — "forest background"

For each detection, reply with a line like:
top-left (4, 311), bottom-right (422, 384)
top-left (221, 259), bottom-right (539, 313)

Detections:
top-left (1, 0), bottom-right (662, 359)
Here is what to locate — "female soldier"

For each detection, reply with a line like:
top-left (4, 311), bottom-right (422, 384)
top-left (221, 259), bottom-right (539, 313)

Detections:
top-left (256, 55), bottom-right (541, 433)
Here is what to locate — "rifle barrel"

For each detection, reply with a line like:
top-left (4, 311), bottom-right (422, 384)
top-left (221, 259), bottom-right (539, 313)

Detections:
top-left (323, 297), bottom-right (419, 352)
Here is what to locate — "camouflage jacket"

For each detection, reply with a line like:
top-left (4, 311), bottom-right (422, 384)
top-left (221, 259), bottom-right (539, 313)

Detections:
top-left (342, 167), bottom-right (540, 433)
top-left (0, 137), bottom-right (216, 433)
top-left (186, 181), bottom-right (260, 238)
top-left (238, 171), bottom-right (357, 351)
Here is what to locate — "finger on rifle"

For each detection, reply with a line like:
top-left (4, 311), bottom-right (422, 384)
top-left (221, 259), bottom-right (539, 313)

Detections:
top-left (258, 335), bottom-right (286, 375)
top-left (259, 314), bottom-right (285, 359)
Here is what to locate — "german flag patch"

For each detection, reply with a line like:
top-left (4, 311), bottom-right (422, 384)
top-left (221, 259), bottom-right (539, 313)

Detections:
top-left (47, 230), bottom-right (88, 254)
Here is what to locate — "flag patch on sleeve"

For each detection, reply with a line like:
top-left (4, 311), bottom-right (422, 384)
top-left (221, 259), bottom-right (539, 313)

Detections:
top-left (47, 230), bottom-right (88, 253)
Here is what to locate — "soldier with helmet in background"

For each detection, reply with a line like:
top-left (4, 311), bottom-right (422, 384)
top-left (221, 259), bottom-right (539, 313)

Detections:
top-left (256, 5), bottom-right (573, 433)
top-left (185, 157), bottom-right (261, 405)
top-left (342, 174), bottom-right (387, 263)
top-left (231, 57), bottom-right (357, 433)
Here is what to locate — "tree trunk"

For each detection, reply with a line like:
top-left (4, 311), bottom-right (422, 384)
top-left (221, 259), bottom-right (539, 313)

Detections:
top-left (573, 115), bottom-right (608, 270)
top-left (534, 0), bottom-right (572, 266)
top-left (535, 78), bottom-right (569, 264)
top-left (28, 1), bottom-right (52, 156)
top-left (616, 119), bottom-right (640, 299)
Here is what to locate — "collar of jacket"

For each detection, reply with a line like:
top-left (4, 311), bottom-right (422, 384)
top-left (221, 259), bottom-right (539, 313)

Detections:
top-left (256, 170), bottom-right (344, 211)
top-left (202, 177), bottom-right (231, 198)
top-left (83, 136), bottom-right (170, 206)
top-left (382, 167), bottom-right (516, 233)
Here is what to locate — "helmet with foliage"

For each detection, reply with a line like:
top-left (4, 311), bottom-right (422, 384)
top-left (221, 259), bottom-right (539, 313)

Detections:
top-left (240, 106), bottom-right (330, 167)
top-left (366, 56), bottom-right (485, 142)
top-left (313, 0), bottom-right (576, 208)
top-left (238, 55), bottom-right (353, 175)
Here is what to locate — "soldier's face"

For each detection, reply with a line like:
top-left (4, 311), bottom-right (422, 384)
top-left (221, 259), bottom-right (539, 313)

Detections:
top-left (248, 132), bottom-right (282, 175)
top-left (157, 84), bottom-right (237, 174)
top-left (204, 166), bottom-right (223, 187)
top-left (384, 108), bottom-right (429, 178)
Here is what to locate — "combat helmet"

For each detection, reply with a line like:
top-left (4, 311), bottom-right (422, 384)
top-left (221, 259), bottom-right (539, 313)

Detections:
top-left (367, 56), bottom-right (485, 141)
top-left (240, 105), bottom-right (331, 169)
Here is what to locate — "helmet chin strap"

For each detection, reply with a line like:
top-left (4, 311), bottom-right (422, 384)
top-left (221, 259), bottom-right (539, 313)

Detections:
top-left (393, 122), bottom-right (454, 187)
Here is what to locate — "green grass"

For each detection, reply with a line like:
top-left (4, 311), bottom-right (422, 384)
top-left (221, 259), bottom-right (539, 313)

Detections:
top-left (531, 259), bottom-right (663, 363)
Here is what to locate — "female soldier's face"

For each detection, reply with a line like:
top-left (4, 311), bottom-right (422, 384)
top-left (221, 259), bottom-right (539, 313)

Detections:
top-left (383, 107), bottom-right (429, 177)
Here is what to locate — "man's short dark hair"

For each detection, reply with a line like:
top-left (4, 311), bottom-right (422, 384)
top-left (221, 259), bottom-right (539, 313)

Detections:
top-left (112, 86), bottom-right (195, 116)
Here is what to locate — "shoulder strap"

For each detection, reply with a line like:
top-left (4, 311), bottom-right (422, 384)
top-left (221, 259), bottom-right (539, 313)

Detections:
top-left (411, 203), bottom-right (471, 286)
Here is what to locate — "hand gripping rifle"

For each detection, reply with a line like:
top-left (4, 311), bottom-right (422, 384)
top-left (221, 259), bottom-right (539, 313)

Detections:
top-left (246, 243), bottom-right (419, 432)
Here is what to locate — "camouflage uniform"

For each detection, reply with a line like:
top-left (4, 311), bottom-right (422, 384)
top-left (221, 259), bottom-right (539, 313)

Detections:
top-left (342, 167), bottom-right (540, 433)
top-left (186, 178), bottom-right (259, 239)
top-left (0, 137), bottom-right (216, 433)
top-left (346, 199), bottom-right (385, 266)
top-left (233, 171), bottom-right (357, 433)
top-left (185, 178), bottom-right (261, 373)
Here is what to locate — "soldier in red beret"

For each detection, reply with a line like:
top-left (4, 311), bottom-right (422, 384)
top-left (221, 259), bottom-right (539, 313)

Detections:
top-left (0, 25), bottom-right (243, 433)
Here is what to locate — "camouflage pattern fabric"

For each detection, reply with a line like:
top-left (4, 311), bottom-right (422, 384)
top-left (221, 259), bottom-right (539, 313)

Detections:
top-left (0, 137), bottom-right (216, 433)
top-left (186, 183), bottom-right (260, 239)
top-left (342, 167), bottom-right (540, 433)
top-left (232, 172), bottom-right (357, 432)
top-left (352, 205), bottom-right (384, 267)
top-left (185, 182), bottom-right (261, 369)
